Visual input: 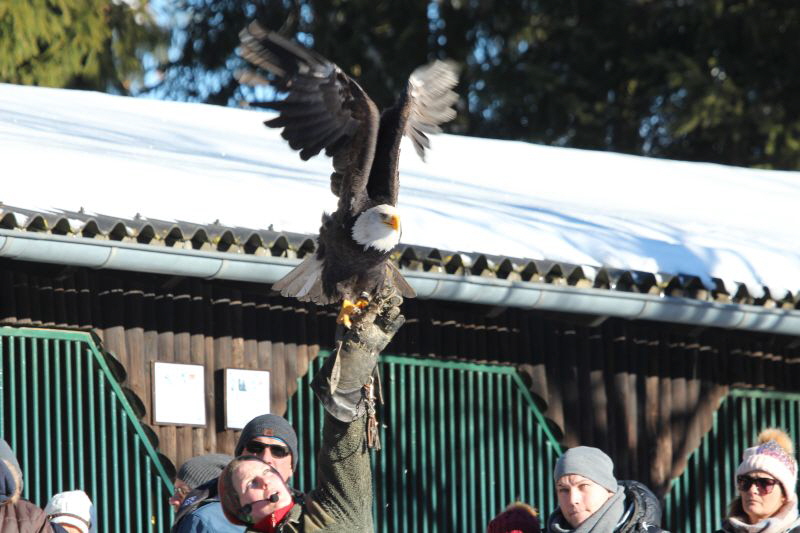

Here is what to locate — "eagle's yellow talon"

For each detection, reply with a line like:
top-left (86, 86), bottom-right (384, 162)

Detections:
top-left (337, 299), bottom-right (357, 328)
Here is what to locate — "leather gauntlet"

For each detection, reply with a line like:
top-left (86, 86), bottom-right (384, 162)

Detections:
top-left (311, 286), bottom-right (405, 423)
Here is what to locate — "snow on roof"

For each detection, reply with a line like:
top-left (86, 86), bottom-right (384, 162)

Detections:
top-left (1, 82), bottom-right (798, 300)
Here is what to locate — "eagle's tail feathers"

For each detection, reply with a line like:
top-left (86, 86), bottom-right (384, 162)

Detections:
top-left (387, 262), bottom-right (416, 299)
top-left (272, 256), bottom-right (330, 304)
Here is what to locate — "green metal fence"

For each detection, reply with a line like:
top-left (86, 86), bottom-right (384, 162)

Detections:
top-left (287, 352), bottom-right (563, 531)
top-left (664, 389), bottom-right (800, 533)
top-left (0, 327), bottom-right (174, 532)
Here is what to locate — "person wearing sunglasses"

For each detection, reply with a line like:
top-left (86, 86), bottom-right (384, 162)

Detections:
top-left (233, 414), bottom-right (299, 488)
top-left (172, 415), bottom-right (299, 532)
top-left (217, 286), bottom-right (405, 532)
top-left (715, 428), bottom-right (800, 533)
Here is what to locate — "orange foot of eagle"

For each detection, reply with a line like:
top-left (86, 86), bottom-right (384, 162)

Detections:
top-left (336, 294), bottom-right (371, 328)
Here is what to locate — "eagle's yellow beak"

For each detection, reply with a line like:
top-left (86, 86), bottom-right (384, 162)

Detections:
top-left (383, 214), bottom-right (400, 231)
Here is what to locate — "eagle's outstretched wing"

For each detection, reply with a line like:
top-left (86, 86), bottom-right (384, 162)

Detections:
top-left (238, 22), bottom-right (380, 215)
top-left (405, 60), bottom-right (459, 161)
top-left (365, 60), bottom-right (459, 206)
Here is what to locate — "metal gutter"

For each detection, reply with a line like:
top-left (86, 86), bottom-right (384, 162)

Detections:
top-left (1, 229), bottom-right (798, 336)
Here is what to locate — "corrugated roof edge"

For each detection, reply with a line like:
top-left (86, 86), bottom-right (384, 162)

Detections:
top-left (1, 205), bottom-right (798, 336)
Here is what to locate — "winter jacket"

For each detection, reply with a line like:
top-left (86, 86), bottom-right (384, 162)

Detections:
top-left (546, 480), bottom-right (668, 533)
top-left (244, 413), bottom-right (373, 533)
top-left (173, 499), bottom-right (245, 533)
top-left (0, 459), bottom-right (54, 533)
top-left (173, 413), bottom-right (371, 533)
top-left (171, 478), bottom-right (245, 533)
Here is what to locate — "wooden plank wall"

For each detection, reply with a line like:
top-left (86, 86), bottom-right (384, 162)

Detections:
top-left (1, 258), bottom-right (799, 497)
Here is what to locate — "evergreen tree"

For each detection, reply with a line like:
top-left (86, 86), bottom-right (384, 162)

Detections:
top-left (0, 0), bottom-right (165, 93)
top-left (441, 0), bottom-right (800, 169)
top-left (14, 0), bottom-right (799, 169)
top-left (152, 0), bottom-right (800, 169)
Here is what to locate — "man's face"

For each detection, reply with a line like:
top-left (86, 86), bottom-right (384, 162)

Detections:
top-left (168, 479), bottom-right (191, 510)
top-left (556, 474), bottom-right (614, 528)
top-left (232, 461), bottom-right (293, 523)
top-left (242, 436), bottom-right (293, 482)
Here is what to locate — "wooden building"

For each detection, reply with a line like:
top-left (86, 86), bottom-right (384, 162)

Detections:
top-left (1, 83), bottom-right (799, 532)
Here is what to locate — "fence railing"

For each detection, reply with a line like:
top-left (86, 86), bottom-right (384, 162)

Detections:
top-left (287, 351), bottom-right (563, 532)
top-left (664, 388), bottom-right (800, 533)
top-left (0, 327), bottom-right (174, 532)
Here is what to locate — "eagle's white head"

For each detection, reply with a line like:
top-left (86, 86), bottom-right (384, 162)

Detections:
top-left (352, 204), bottom-right (401, 253)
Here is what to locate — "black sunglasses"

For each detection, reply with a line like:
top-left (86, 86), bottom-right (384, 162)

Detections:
top-left (737, 475), bottom-right (779, 494)
top-left (244, 441), bottom-right (291, 459)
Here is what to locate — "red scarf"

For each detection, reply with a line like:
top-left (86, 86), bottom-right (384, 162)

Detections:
top-left (252, 501), bottom-right (295, 532)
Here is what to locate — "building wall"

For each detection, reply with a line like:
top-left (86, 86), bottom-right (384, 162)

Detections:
top-left (2, 257), bottom-right (799, 496)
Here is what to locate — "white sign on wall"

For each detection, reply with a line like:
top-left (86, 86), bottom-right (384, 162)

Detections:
top-left (152, 362), bottom-right (206, 426)
top-left (224, 368), bottom-right (271, 430)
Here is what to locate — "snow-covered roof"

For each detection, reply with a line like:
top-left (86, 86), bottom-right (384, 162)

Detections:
top-left (1, 82), bottom-right (799, 306)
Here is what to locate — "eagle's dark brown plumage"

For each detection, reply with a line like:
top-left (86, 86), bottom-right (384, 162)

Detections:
top-left (238, 22), bottom-right (458, 311)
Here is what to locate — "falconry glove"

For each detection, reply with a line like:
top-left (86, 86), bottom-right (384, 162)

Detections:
top-left (311, 285), bottom-right (404, 431)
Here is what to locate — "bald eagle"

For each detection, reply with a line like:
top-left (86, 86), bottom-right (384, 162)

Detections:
top-left (238, 22), bottom-right (458, 325)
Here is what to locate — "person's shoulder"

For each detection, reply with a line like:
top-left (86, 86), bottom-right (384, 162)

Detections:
top-left (7, 498), bottom-right (49, 519)
top-left (618, 480), bottom-right (666, 533)
top-left (0, 498), bottom-right (55, 531)
top-left (190, 501), bottom-right (246, 530)
top-left (172, 477), bottom-right (222, 531)
top-left (174, 501), bottom-right (245, 533)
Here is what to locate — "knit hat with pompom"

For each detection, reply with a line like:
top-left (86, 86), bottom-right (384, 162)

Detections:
top-left (487, 502), bottom-right (541, 533)
top-left (736, 428), bottom-right (798, 502)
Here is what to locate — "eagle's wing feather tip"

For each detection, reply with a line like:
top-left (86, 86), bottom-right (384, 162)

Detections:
top-left (272, 255), bottom-right (327, 300)
top-left (387, 262), bottom-right (416, 299)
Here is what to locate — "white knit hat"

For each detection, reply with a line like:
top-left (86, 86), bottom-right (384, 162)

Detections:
top-left (736, 428), bottom-right (798, 503)
top-left (44, 490), bottom-right (95, 533)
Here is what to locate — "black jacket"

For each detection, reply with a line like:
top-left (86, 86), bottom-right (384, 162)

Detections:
top-left (546, 480), bottom-right (668, 533)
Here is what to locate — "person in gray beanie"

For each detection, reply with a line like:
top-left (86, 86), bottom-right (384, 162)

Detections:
top-left (169, 454), bottom-right (233, 511)
top-left (546, 446), bottom-right (668, 533)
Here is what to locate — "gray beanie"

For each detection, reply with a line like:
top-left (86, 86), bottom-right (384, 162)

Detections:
top-left (177, 454), bottom-right (232, 490)
top-left (554, 446), bottom-right (617, 492)
top-left (235, 414), bottom-right (298, 471)
top-left (0, 439), bottom-right (21, 482)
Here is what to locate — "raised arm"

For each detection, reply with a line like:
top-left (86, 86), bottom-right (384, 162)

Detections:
top-left (305, 285), bottom-right (404, 531)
